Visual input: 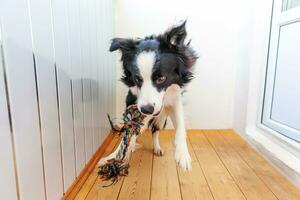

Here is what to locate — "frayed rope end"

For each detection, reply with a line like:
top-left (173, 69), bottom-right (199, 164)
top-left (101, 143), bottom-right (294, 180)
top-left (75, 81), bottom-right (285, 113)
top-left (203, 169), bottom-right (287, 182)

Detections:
top-left (98, 158), bottom-right (129, 187)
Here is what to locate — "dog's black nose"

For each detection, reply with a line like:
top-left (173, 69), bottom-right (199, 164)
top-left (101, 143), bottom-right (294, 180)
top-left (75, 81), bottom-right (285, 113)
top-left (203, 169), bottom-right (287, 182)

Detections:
top-left (140, 104), bottom-right (154, 115)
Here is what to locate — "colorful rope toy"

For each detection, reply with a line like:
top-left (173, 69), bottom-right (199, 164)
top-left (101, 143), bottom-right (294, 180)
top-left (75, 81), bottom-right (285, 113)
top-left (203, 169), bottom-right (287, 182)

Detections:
top-left (98, 104), bottom-right (145, 186)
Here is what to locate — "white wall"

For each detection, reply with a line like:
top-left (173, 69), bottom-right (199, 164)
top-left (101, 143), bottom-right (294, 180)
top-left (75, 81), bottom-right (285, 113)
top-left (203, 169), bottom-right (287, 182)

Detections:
top-left (232, 1), bottom-right (255, 134)
top-left (0, 0), bottom-right (115, 199)
top-left (233, 0), bottom-right (273, 134)
top-left (114, 0), bottom-right (255, 129)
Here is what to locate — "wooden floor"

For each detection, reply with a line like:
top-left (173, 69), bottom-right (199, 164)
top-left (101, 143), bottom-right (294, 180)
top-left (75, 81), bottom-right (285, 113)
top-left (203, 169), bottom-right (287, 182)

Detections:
top-left (74, 130), bottom-right (300, 200)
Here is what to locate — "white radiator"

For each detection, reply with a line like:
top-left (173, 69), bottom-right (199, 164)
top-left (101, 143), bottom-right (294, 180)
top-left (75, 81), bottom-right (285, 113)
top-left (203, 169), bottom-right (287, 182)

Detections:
top-left (0, 0), bottom-right (115, 199)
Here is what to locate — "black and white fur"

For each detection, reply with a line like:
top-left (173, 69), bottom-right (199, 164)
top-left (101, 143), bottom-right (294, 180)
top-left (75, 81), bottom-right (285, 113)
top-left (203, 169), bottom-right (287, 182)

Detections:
top-left (99, 21), bottom-right (198, 171)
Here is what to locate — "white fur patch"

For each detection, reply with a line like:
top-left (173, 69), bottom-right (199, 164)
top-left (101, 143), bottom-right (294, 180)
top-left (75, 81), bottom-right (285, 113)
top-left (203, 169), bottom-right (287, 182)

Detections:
top-left (136, 52), bottom-right (156, 81)
top-left (130, 86), bottom-right (139, 96)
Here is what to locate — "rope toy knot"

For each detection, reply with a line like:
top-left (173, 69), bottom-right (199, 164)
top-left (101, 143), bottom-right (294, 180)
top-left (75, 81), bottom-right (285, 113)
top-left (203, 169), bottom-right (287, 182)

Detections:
top-left (98, 159), bottom-right (129, 187)
top-left (98, 105), bottom-right (145, 186)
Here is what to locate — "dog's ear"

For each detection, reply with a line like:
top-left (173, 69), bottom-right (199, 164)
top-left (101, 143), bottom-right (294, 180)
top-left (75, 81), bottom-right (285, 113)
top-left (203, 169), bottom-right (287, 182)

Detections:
top-left (162, 20), bottom-right (187, 47)
top-left (109, 38), bottom-right (138, 52)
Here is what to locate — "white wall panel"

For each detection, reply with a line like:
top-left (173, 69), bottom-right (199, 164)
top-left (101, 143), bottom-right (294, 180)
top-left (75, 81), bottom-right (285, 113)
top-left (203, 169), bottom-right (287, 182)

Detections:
top-left (103, 0), bottom-right (110, 124)
top-left (100, 0), bottom-right (107, 139)
top-left (89, 0), bottom-right (100, 152)
top-left (51, 0), bottom-right (76, 190)
top-left (108, 0), bottom-right (116, 119)
top-left (95, 0), bottom-right (104, 143)
top-left (72, 79), bottom-right (85, 174)
top-left (91, 80), bottom-right (99, 151)
top-left (67, 0), bottom-right (86, 175)
top-left (79, 0), bottom-right (94, 162)
top-left (0, 27), bottom-right (18, 200)
top-left (0, 1), bottom-right (46, 199)
top-left (83, 79), bottom-right (93, 160)
top-left (27, 0), bottom-right (64, 198)
top-left (102, 0), bottom-right (111, 137)
top-left (95, 0), bottom-right (101, 146)
top-left (0, 0), bottom-right (115, 198)
top-left (94, 0), bottom-right (103, 146)
top-left (110, 0), bottom-right (117, 120)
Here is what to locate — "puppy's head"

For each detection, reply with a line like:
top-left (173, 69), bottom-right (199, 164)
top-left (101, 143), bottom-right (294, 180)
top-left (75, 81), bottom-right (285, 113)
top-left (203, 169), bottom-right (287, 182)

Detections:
top-left (110, 21), bottom-right (198, 116)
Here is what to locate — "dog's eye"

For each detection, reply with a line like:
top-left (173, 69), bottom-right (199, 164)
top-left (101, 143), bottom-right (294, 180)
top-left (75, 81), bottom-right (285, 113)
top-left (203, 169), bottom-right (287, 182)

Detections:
top-left (155, 76), bottom-right (166, 85)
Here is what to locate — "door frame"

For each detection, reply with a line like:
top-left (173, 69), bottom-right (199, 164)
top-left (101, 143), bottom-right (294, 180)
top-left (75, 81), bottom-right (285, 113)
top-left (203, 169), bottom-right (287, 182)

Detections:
top-left (261, 0), bottom-right (300, 142)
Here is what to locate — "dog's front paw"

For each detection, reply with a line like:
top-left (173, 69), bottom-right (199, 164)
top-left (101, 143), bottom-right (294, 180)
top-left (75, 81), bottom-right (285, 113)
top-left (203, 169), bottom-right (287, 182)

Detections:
top-left (153, 146), bottom-right (164, 156)
top-left (174, 143), bottom-right (191, 171)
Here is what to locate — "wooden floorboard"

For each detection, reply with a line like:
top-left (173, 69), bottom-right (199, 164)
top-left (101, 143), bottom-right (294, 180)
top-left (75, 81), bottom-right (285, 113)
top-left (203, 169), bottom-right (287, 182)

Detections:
top-left (205, 130), bottom-right (278, 200)
top-left (117, 131), bottom-right (153, 200)
top-left (75, 130), bottom-right (300, 200)
top-left (75, 135), bottom-right (121, 200)
top-left (222, 130), bottom-right (300, 200)
top-left (151, 130), bottom-right (181, 200)
top-left (84, 171), bottom-right (124, 200)
top-left (177, 132), bottom-right (214, 200)
top-left (188, 130), bottom-right (246, 200)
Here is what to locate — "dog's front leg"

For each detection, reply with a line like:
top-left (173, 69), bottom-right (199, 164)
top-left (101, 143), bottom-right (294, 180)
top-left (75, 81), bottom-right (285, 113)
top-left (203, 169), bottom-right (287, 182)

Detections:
top-left (169, 93), bottom-right (191, 171)
top-left (98, 140), bottom-right (122, 166)
top-left (98, 134), bottom-right (140, 166)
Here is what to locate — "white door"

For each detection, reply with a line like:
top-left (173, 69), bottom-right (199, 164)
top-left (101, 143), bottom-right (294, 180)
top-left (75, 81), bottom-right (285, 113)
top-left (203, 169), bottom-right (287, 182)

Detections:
top-left (262, 0), bottom-right (300, 142)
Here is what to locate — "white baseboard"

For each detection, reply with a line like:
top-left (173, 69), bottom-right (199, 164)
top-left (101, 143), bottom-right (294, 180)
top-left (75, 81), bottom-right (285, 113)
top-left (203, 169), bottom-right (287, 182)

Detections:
top-left (240, 126), bottom-right (300, 188)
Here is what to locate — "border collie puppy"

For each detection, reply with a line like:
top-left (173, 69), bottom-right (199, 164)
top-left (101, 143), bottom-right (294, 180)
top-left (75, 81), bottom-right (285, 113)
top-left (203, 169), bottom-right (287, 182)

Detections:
top-left (101, 21), bottom-right (197, 170)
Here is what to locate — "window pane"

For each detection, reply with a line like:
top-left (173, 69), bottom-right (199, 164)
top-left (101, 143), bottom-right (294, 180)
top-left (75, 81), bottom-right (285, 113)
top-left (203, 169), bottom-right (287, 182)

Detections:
top-left (270, 22), bottom-right (300, 130)
top-left (283, 0), bottom-right (300, 11)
